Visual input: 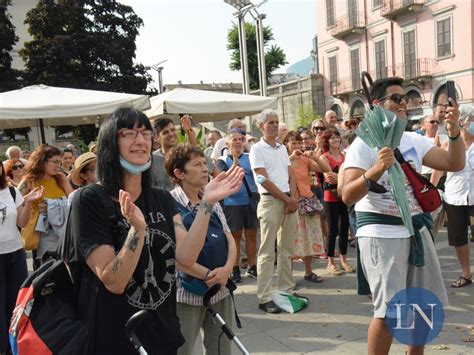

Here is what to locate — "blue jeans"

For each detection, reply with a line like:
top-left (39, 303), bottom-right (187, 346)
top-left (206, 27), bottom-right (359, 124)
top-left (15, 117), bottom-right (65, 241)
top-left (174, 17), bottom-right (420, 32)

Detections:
top-left (0, 248), bottom-right (28, 353)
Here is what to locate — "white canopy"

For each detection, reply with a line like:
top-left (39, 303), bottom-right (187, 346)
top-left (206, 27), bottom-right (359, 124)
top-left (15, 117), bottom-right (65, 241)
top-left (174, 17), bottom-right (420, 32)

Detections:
top-left (0, 84), bottom-right (151, 129)
top-left (145, 87), bottom-right (277, 123)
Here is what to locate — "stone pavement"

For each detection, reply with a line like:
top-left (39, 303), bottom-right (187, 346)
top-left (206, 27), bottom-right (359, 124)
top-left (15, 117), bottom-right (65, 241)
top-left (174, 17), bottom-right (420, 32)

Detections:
top-left (192, 229), bottom-right (474, 354)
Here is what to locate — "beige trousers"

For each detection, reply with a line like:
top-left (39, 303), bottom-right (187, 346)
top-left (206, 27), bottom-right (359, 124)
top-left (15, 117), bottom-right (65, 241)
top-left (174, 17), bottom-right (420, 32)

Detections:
top-left (256, 195), bottom-right (297, 303)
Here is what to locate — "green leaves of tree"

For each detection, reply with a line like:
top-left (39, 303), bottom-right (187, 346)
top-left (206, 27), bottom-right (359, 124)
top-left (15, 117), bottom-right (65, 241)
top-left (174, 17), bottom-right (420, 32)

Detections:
top-left (227, 22), bottom-right (287, 90)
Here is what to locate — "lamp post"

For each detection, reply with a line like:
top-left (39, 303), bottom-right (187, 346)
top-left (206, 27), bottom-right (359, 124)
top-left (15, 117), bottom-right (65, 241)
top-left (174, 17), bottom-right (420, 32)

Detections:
top-left (224, 0), bottom-right (268, 96)
top-left (151, 60), bottom-right (167, 94)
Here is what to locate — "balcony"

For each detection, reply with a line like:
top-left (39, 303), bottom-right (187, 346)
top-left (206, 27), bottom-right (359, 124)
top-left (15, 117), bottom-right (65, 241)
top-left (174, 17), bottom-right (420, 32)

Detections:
top-left (330, 76), bottom-right (362, 98)
top-left (381, 0), bottom-right (426, 20)
top-left (330, 12), bottom-right (365, 40)
top-left (391, 58), bottom-right (442, 82)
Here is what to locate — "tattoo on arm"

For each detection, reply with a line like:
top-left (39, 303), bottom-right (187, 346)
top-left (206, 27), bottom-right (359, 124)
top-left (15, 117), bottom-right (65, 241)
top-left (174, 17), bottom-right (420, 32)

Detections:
top-left (198, 199), bottom-right (214, 215)
top-left (112, 257), bottom-right (122, 275)
top-left (125, 228), bottom-right (141, 252)
top-left (174, 220), bottom-right (187, 232)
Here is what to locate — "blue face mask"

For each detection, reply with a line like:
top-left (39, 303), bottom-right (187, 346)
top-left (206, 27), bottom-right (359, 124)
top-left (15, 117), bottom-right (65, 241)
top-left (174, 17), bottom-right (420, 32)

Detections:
top-left (119, 155), bottom-right (151, 175)
top-left (468, 122), bottom-right (474, 135)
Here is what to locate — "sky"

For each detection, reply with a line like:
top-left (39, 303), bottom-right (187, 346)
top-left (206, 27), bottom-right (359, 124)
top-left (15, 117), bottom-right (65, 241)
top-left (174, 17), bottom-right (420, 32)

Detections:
top-left (119, 0), bottom-right (317, 87)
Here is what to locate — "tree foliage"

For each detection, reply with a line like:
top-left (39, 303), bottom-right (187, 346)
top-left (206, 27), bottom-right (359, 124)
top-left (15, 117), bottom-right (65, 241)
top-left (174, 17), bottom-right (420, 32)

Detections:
top-left (227, 22), bottom-right (287, 90)
top-left (0, 0), bottom-right (22, 92)
top-left (21, 0), bottom-right (155, 95)
top-left (296, 105), bottom-right (320, 130)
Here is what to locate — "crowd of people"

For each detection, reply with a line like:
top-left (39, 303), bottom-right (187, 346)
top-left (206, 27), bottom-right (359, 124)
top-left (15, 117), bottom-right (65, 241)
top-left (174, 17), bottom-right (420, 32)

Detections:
top-left (0, 76), bottom-right (473, 355)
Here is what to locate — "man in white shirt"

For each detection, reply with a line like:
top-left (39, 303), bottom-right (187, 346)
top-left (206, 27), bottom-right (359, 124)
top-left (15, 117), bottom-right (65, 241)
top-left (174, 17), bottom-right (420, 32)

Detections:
top-left (342, 77), bottom-right (464, 355)
top-left (249, 109), bottom-right (304, 314)
top-left (210, 118), bottom-right (244, 162)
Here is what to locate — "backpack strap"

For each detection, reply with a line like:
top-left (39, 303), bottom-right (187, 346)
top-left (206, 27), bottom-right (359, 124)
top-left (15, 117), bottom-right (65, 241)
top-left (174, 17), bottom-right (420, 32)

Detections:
top-left (9, 185), bottom-right (16, 202)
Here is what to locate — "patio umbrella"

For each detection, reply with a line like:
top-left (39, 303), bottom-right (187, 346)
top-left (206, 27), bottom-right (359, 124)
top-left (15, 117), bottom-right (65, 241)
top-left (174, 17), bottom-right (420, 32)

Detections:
top-left (0, 85), bottom-right (151, 142)
top-left (145, 87), bottom-right (277, 123)
top-left (356, 105), bottom-right (414, 236)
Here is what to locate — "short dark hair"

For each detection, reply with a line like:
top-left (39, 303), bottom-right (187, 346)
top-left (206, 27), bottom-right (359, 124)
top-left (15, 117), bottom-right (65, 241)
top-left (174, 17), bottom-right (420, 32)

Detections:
top-left (322, 128), bottom-right (340, 152)
top-left (153, 118), bottom-right (174, 135)
top-left (96, 107), bottom-right (153, 197)
top-left (342, 129), bottom-right (357, 146)
top-left (61, 148), bottom-right (74, 156)
top-left (370, 77), bottom-right (404, 101)
top-left (282, 131), bottom-right (302, 145)
top-left (164, 144), bottom-right (204, 185)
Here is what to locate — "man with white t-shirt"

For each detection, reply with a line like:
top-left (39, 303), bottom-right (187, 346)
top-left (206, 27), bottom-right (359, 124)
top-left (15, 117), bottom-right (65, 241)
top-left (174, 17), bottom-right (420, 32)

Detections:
top-left (249, 109), bottom-right (303, 314)
top-left (342, 77), bottom-right (465, 355)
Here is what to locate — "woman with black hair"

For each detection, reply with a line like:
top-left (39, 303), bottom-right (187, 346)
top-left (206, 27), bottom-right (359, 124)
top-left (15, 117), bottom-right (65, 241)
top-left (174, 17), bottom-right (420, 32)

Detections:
top-left (69, 107), bottom-right (243, 355)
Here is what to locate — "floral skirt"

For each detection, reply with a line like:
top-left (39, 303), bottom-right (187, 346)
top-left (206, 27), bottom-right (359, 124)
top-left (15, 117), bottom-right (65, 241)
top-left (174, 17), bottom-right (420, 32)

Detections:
top-left (293, 212), bottom-right (324, 257)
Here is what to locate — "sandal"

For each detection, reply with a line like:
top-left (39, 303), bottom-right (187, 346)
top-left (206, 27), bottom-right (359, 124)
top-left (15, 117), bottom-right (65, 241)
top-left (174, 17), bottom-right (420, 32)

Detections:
top-left (304, 272), bottom-right (323, 283)
top-left (451, 275), bottom-right (472, 288)
top-left (341, 263), bottom-right (355, 273)
top-left (327, 265), bottom-right (343, 275)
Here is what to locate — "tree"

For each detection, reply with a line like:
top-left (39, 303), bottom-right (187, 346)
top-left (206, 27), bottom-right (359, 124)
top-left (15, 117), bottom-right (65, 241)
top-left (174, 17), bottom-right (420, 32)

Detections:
top-left (296, 105), bottom-right (320, 130)
top-left (0, 0), bottom-right (22, 92)
top-left (227, 23), bottom-right (287, 90)
top-left (21, 0), bottom-right (155, 95)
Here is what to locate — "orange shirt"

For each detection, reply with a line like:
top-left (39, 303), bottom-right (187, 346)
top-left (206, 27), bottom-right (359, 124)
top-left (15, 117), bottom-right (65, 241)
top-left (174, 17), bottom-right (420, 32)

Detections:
top-left (291, 157), bottom-right (315, 198)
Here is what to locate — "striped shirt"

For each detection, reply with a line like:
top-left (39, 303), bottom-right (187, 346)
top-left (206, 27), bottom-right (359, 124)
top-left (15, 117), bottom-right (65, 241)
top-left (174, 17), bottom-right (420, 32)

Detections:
top-left (171, 185), bottom-right (231, 306)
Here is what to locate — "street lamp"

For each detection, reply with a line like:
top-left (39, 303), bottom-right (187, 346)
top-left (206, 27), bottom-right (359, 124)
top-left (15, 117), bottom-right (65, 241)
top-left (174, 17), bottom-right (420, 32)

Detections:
top-left (151, 60), bottom-right (167, 94)
top-left (224, 0), bottom-right (268, 96)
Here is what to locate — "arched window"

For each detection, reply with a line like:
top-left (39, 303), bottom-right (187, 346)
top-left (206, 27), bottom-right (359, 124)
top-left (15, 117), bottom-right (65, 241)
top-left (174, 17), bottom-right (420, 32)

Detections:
top-left (330, 104), bottom-right (343, 118)
top-left (350, 100), bottom-right (366, 120)
top-left (433, 83), bottom-right (458, 105)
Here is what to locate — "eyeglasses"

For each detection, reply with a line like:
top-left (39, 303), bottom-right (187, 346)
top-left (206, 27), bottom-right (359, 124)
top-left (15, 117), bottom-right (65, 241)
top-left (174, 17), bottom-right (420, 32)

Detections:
top-left (428, 120), bottom-right (440, 125)
top-left (48, 160), bottom-right (61, 165)
top-left (12, 164), bottom-right (24, 170)
top-left (118, 129), bottom-right (154, 140)
top-left (379, 93), bottom-right (409, 104)
top-left (313, 127), bottom-right (326, 132)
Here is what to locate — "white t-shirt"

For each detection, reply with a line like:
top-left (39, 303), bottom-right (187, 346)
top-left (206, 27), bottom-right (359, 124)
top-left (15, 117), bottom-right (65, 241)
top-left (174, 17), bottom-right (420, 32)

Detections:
top-left (210, 138), bottom-right (229, 161)
top-left (0, 187), bottom-right (24, 254)
top-left (344, 132), bottom-right (435, 238)
top-left (249, 138), bottom-right (291, 194)
top-left (444, 144), bottom-right (474, 206)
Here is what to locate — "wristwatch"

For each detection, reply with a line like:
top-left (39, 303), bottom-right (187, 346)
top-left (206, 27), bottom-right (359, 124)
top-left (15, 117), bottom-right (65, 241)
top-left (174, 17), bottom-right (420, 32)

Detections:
top-left (363, 173), bottom-right (371, 190)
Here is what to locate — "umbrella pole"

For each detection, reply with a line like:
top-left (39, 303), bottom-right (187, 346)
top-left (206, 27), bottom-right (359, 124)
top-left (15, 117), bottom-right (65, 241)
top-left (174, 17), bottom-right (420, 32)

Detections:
top-left (39, 118), bottom-right (46, 144)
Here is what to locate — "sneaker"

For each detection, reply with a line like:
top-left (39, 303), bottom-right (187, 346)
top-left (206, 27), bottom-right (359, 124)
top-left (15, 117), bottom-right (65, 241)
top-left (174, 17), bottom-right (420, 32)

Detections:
top-left (231, 266), bottom-right (242, 283)
top-left (246, 265), bottom-right (257, 279)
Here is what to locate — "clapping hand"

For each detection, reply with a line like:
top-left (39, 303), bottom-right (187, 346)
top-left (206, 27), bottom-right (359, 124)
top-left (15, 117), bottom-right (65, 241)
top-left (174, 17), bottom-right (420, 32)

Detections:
top-left (180, 115), bottom-right (193, 131)
top-left (119, 189), bottom-right (146, 232)
top-left (289, 149), bottom-right (303, 161)
top-left (203, 167), bottom-right (244, 204)
top-left (24, 186), bottom-right (44, 204)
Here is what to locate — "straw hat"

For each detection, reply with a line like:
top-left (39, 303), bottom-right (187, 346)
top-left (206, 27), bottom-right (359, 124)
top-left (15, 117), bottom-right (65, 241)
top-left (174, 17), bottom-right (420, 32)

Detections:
top-left (71, 152), bottom-right (96, 186)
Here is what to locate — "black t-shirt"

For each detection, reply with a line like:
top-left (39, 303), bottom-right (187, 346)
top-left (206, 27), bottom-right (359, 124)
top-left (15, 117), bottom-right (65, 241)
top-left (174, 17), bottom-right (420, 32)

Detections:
top-left (70, 184), bottom-right (184, 355)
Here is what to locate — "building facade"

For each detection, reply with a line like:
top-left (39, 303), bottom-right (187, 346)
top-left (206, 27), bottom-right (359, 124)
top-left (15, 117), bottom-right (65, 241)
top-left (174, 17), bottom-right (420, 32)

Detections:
top-left (316, 0), bottom-right (474, 120)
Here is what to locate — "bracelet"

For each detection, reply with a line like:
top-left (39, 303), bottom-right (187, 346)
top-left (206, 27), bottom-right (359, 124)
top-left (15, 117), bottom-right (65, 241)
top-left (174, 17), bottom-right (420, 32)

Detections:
top-left (204, 268), bottom-right (212, 280)
top-left (362, 173), bottom-right (371, 191)
top-left (448, 131), bottom-right (461, 141)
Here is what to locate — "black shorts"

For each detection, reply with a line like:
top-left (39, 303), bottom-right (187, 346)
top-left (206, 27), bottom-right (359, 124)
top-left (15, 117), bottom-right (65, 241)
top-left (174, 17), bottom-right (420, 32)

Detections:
top-left (444, 202), bottom-right (471, 247)
top-left (223, 204), bottom-right (259, 232)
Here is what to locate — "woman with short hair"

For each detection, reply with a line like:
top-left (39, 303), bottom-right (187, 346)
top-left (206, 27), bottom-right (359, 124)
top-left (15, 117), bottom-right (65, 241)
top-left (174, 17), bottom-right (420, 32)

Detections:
top-left (165, 144), bottom-right (238, 355)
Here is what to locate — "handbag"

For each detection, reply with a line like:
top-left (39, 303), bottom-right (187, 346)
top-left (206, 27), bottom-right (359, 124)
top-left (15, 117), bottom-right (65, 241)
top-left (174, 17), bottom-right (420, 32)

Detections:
top-left (394, 148), bottom-right (442, 213)
top-left (297, 195), bottom-right (324, 215)
top-left (21, 189), bottom-right (41, 250)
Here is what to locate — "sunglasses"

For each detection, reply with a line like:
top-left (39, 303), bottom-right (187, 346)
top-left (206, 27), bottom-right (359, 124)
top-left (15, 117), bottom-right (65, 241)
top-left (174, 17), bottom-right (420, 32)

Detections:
top-left (313, 127), bottom-right (326, 131)
top-left (379, 93), bottom-right (409, 104)
top-left (12, 164), bottom-right (24, 170)
top-left (428, 120), bottom-right (440, 125)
